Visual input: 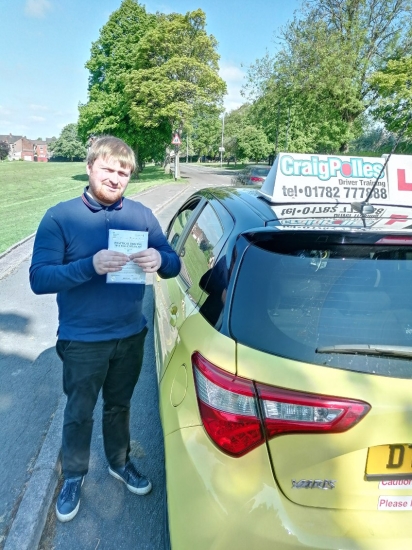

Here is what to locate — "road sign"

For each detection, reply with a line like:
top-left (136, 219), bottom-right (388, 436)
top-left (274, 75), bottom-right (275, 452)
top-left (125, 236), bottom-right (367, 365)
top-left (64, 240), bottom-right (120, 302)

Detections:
top-left (172, 134), bottom-right (181, 145)
top-left (219, 146), bottom-right (225, 152)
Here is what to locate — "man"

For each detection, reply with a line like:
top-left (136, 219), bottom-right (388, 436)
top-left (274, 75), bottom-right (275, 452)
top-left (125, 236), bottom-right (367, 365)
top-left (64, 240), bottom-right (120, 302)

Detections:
top-left (29, 136), bottom-right (180, 522)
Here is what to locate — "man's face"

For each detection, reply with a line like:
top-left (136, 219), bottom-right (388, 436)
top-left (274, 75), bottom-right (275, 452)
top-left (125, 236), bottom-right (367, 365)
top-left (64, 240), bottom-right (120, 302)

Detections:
top-left (86, 156), bottom-right (131, 205)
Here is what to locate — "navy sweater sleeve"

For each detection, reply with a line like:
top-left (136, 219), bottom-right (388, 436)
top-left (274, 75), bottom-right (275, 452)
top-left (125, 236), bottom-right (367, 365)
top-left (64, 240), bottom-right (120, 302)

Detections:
top-left (29, 209), bottom-right (96, 295)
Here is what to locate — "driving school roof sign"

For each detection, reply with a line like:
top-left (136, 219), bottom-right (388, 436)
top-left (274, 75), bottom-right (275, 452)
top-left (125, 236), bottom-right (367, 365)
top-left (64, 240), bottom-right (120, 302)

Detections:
top-left (259, 152), bottom-right (412, 207)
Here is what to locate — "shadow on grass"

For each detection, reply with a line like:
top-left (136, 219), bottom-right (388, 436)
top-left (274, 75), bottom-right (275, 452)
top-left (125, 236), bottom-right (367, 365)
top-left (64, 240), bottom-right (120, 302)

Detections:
top-left (70, 166), bottom-right (176, 185)
top-left (131, 165), bottom-right (174, 183)
top-left (71, 174), bottom-right (89, 182)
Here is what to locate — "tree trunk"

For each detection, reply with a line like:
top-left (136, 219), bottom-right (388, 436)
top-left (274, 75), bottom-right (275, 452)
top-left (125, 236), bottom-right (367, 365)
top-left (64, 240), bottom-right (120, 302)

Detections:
top-left (134, 146), bottom-right (140, 178)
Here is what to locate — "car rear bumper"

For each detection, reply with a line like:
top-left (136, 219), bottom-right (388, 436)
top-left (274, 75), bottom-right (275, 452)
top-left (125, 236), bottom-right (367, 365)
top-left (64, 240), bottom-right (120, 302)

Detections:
top-left (165, 426), bottom-right (412, 550)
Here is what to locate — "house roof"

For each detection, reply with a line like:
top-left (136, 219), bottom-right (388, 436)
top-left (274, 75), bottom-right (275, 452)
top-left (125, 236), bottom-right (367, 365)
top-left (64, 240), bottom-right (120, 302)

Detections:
top-left (0, 134), bottom-right (23, 144)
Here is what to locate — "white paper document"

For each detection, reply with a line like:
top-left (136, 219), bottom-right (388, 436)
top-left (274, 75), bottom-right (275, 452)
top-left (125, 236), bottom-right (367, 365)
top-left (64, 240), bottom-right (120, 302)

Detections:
top-left (107, 229), bottom-right (148, 284)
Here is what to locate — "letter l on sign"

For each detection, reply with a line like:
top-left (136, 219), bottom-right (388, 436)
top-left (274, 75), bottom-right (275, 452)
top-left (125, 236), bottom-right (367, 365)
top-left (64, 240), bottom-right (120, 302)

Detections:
top-left (397, 169), bottom-right (412, 191)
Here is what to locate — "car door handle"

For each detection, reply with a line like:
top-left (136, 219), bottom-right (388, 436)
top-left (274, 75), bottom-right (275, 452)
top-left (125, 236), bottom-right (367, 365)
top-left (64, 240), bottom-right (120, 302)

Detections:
top-left (169, 304), bottom-right (178, 327)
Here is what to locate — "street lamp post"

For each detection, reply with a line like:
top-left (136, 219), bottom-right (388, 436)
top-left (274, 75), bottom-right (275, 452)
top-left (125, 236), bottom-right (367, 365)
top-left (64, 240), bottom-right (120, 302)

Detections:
top-left (220, 111), bottom-right (225, 168)
top-left (172, 129), bottom-right (181, 180)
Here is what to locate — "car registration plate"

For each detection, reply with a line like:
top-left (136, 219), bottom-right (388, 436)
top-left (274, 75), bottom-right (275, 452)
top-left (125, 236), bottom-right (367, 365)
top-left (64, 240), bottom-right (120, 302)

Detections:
top-left (366, 444), bottom-right (412, 481)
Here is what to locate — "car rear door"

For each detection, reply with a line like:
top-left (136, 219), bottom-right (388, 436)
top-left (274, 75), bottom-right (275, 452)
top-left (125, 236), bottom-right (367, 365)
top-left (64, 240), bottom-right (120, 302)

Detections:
top-left (154, 197), bottom-right (233, 380)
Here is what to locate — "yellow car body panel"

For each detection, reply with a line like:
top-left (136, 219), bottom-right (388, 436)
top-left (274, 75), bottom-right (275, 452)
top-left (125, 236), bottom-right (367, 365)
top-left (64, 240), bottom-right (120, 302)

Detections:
top-left (237, 343), bottom-right (412, 511)
top-left (165, 426), bottom-right (412, 550)
top-left (159, 314), bottom-right (412, 548)
top-left (158, 312), bottom-right (236, 437)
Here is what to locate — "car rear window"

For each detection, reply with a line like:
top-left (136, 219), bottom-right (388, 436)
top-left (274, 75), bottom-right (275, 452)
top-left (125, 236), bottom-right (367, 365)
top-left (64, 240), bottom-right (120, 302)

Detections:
top-left (251, 167), bottom-right (270, 177)
top-left (230, 234), bottom-right (412, 378)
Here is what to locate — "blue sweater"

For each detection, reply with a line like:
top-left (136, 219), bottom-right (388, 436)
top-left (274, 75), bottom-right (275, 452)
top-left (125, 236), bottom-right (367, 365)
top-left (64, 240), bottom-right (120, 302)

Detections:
top-left (29, 191), bottom-right (181, 341)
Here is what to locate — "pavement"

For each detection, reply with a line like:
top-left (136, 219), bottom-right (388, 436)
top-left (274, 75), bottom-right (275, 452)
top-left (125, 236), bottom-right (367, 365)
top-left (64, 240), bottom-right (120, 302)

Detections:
top-left (1, 180), bottom-right (190, 550)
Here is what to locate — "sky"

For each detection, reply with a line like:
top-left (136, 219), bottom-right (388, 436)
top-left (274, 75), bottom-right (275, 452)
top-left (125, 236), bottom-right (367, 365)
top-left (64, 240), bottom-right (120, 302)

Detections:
top-left (0, 0), bottom-right (301, 140)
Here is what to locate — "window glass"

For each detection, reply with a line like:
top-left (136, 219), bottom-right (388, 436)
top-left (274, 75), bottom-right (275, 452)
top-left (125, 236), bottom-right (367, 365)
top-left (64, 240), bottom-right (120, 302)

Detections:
top-left (167, 205), bottom-right (197, 250)
top-left (231, 237), bottom-right (412, 379)
top-left (180, 203), bottom-right (224, 305)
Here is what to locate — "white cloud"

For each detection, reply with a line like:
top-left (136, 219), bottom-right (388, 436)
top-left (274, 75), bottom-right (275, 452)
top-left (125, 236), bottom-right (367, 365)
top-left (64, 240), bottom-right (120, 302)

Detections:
top-left (219, 63), bottom-right (247, 113)
top-left (29, 116), bottom-right (46, 122)
top-left (24, 0), bottom-right (52, 18)
top-left (0, 106), bottom-right (12, 116)
top-left (29, 104), bottom-right (49, 111)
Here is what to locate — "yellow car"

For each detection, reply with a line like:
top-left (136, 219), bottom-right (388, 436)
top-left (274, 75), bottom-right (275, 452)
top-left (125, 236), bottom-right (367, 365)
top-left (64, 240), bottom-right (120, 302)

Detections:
top-left (154, 153), bottom-right (412, 549)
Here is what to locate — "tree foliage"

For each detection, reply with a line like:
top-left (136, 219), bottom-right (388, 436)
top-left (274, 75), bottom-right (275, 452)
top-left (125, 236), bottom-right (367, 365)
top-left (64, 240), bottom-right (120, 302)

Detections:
top-left (0, 141), bottom-right (10, 161)
top-left (125, 10), bottom-right (226, 142)
top-left (78, 0), bottom-right (157, 165)
top-left (369, 56), bottom-right (412, 139)
top-left (78, 1), bottom-right (225, 168)
top-left (224, 105), bottom-right (272, 162)
top-left (246, 0), bottom-right (412, 153)
top-left (49, 124), bottom-right (87, 161)
top-left (190, 110), bottom-right (222, 158)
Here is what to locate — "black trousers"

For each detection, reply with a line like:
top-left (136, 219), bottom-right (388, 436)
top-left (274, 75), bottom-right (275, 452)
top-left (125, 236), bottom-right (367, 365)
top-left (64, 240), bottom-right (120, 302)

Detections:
top-left (56, 328), bottom-right (148, 479)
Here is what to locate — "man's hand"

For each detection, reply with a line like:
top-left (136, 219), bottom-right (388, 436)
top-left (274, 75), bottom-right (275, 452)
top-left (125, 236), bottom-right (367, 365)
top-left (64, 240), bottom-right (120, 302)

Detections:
top-left (93, 250), bottom-right (130, 275)
top-left (129, 248), bottom-right (162, 273)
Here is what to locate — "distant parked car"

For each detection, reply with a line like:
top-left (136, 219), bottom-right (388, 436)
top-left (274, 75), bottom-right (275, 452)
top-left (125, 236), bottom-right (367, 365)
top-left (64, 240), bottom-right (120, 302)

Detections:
top-left (232, 164), bottom-right (271, 186)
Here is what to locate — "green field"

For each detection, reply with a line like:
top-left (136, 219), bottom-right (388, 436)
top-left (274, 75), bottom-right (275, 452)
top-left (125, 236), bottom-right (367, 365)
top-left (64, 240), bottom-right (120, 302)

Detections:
top-left (0, 161), bottom-right (181, 255)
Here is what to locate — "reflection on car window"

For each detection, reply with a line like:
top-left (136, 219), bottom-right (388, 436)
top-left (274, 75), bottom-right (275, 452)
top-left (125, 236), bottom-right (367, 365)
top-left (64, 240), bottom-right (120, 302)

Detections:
top-left (179, 203), bottom-right (224, 305)
top-left (231, 239), bottom-right (412, 379)
top-left (199, 254), bottom-right (229, 328)
top-left (167, 206), bottom-right (197, 250)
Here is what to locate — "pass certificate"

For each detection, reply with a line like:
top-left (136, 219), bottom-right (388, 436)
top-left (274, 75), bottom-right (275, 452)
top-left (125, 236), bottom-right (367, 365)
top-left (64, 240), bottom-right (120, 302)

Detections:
top-left (107, 229), bottom-right (148, 284)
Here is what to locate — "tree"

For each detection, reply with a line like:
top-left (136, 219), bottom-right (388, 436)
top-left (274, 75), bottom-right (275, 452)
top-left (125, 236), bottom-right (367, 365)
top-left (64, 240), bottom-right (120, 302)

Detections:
top-left (246, 0), bottom-right (412, 153)
top-left (0, 141), bottom-right (10, 161)
top-left (78, 0), bottom-right (157, 167)
top-left (49, 124), bottom-right (87, 161)
top-left (236, 126), bottom-right (272, 162)
top-left (190, 110), bottom-right (222, 159)
top-left (125, 10), bottom-right (226, 149)
top-left (79, 3), bottom-right (225, 170)
top-left (369, 56), bottom-right (412, 140)
top-left (223, 104), bottom-right (272, 163)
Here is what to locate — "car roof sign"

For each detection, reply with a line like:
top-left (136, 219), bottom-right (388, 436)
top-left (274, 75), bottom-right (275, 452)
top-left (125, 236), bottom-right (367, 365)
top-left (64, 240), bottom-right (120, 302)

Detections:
top-left (259, 152), bottom-right (412, 208)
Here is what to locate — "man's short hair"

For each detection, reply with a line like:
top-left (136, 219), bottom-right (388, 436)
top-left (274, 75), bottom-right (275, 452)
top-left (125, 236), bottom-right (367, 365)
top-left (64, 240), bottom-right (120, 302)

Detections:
top-left (86, 136), bottom-right (136, 173)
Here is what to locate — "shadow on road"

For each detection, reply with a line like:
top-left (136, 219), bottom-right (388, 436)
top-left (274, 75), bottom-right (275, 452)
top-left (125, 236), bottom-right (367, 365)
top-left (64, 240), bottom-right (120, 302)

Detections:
top-left (0, 312), bottom-right (31, 334)
top-left (0, 346), bottom-right (62, 547)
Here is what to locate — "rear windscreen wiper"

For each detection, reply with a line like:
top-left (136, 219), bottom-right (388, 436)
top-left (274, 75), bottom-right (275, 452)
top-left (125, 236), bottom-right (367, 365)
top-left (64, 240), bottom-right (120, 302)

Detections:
top-left (316, 345), bottom-right (412, 359)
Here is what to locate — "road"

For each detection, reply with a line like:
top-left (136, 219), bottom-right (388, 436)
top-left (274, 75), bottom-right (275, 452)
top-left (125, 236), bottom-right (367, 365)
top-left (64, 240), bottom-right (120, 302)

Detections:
top-left (0, 163), bottom-right (233, 550)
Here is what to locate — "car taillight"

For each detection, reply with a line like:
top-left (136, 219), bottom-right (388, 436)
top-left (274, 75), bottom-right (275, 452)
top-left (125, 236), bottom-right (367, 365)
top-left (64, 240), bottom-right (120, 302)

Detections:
top-left (192, 352), bottom-right (264, 457)
top-left (192, 352), bottom-right (371, 457)
top-left (256, 383), bottom-right (370, 438)
top-left (250, 176), bottom-right (264, 182)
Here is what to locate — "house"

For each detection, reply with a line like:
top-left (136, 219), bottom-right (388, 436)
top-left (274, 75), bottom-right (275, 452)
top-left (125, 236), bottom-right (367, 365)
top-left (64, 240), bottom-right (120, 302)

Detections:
top-left (0, 134), bottom-right (22, 160)
top-left (0, 133), bottom-right (52, 161)
top-left (33, 140), bottom-right (48, 162)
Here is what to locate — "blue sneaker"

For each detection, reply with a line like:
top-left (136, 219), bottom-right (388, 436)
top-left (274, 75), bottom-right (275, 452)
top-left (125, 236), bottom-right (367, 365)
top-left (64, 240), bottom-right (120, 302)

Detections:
top-left (55, 476), bottom-right (84, 522)
top-left (109, 462), bottom-right (152, 495)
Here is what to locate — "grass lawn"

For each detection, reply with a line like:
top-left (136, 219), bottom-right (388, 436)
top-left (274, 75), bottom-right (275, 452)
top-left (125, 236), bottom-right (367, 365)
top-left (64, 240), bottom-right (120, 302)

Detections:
top-left (0, 161), bottom-right (181, 255)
